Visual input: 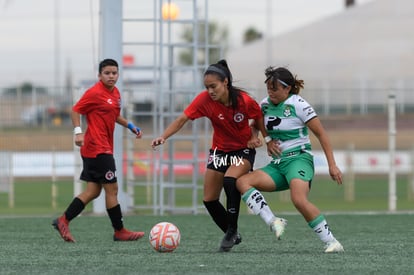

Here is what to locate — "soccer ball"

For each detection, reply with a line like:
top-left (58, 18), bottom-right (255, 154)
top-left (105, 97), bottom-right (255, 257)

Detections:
top-left (149, 222), bottom-right (181, 252)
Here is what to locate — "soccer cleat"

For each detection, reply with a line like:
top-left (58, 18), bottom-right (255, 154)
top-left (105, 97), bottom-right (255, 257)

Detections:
top-left (234, 232), bottom-right (242, 245)
top-left (270, 217), bottom-right (287, 240)
top-left (324, 239), bottom-right (344, 253)
top-left (113, 228), bottom-right (145, 241)
top-left (52, 216), bottom-right (76, 242)
top-left (219, 229), bottom-right (240, 252)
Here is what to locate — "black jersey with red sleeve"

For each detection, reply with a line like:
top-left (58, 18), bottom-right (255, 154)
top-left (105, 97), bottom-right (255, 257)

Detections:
top-left (72, 81), bottom-right (121, 158)
top-left (184, 91), bottom-right (262, 152)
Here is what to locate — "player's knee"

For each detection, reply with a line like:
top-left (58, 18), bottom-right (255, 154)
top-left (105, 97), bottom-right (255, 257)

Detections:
top-left (103, 183), bottom-right (119, 196)
top-left (105, 190), bottom-right (118, 198)
top-left (290, 193), bottom-right (308, 209)
top-left (236, 176), bottom-right (249, 194)
top-left (79, 191), bottom-right (100, 203)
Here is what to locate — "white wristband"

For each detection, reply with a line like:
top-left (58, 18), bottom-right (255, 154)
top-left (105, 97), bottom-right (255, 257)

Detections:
top-left (74, 126), bottom-right (82, 135)
top-left (264, 136), bottom-right (272, 144)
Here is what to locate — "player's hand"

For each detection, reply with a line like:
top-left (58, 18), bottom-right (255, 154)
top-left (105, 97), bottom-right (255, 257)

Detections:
top-left (329, 165), bottom-right (343, 185)
top-left (247, 137), bottom-right (262, 149)
top-left (127, 122), bottom-right (142, 139)
top-left (266, 139), bottom-right (281, 157)
top-left (151, 137), bottom-right (165, 149)
top-left (74, 133), bottom-right (84, 147)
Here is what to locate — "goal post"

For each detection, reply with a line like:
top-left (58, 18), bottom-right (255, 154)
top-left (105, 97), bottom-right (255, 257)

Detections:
top-left (388, 93), bottom-right (397, 211)
top-left (0, 151), bottom-right (14, 208)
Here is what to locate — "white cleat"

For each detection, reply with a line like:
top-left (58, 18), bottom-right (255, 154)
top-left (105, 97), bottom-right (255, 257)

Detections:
top-left (270, 218), bottom-right (287, 240)
top-left (324, 239), bottom-right (344, 253)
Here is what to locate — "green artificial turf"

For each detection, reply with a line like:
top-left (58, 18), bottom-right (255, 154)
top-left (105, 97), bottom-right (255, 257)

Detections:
top-left (0, 214), bottom-right (413, 274)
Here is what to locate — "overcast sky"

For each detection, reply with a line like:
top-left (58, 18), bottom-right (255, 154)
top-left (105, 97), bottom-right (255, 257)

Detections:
top-left (0, 0), bottom-right (373, 88)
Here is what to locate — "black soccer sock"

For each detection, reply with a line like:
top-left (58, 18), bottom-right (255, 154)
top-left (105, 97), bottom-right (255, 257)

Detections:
top-left (107, 204), bottom-right (124, 231)
top-left (64, 197), bottom-right (85, 221)
top-left (203, 200), bottom-right (228, 233)
top-left (223, 176), bottom-right (240, 232)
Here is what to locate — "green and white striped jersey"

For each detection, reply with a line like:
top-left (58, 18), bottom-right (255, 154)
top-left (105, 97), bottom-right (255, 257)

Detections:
top-left (260, 94), bottom-right (317, 158)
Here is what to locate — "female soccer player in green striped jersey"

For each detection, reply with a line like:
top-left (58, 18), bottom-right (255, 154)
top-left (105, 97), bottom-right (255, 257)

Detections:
top-left (237, 66), bottom-right (344, 253)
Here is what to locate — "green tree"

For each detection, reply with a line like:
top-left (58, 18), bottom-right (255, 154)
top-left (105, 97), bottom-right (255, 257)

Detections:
top-left (243, 27), bottom-right (263, 44)
top-left (178, 21), bottom-right (229, 65)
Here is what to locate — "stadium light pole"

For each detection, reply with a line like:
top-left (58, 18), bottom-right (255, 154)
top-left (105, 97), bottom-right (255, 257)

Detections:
top-left (93, 0), bottom-right (126, 214)
top-left (54, 0), bottom-right (61, 93)
top-left (160, 1), bottom-right (180, 214)
top-left (266, 0), bottom-right (273, 62)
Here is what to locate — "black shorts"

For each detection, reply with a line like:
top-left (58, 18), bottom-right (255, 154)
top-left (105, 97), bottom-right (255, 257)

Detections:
top-left (206, 148), bottom-right (256, 173)
top-left (80, 154), bottom-right (117, 184)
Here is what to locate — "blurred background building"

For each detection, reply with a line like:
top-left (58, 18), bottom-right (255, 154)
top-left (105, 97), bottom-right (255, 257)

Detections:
top-left (228, 0), bottom-right (414, 115)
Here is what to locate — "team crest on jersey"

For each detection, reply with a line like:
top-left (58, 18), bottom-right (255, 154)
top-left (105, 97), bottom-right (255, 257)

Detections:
top-left (105, 170), bottom-right (115, 180)
top-left (283, 106), bottom-right (291, 117)
top-left (233, 113), bottom-right (244, 123)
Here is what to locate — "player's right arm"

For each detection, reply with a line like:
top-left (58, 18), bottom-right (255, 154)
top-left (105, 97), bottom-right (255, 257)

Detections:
top-left (151, 113), bottom-right (190, 148)
top-left (71, 88), bottom-right (95, 147)
top-left (71, 109), bottom-right (84, 147)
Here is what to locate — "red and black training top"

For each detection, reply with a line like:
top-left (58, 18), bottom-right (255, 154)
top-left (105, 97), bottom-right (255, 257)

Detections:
top-left (73, 81), bottom-right (121, 158)
top-left (184, 90), bottom-right (262, 152)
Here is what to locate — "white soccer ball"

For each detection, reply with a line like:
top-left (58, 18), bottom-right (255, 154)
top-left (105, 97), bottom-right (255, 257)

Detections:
top-left (149, 222), bottom-right (181, 252)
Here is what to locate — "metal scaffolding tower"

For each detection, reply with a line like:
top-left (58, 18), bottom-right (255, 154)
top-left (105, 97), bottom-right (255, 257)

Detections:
top-left (120, 0), bottom-right (218, 215)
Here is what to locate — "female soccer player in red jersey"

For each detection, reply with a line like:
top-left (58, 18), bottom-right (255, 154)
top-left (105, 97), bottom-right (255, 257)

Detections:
top-left (151, 60), bottom-right (268, 252)
top-left (52, 59), bottom-right (145, 242)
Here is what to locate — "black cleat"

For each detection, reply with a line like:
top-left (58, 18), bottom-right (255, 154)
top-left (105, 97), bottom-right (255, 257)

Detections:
top-left (234, 232), bottom-right (242, 245)
top-left (219, 230), bottom-right (241, 252)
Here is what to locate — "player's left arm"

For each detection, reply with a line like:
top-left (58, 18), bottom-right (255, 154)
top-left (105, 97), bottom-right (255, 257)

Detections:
top-left (116, 115), bottom-right (142, 138)
top-left (307, 117), bottom-right (342, 185)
